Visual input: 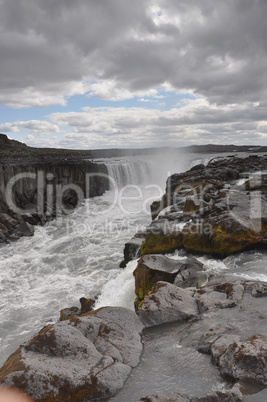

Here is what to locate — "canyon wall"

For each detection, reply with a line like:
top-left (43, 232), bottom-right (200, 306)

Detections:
top-left (0, 160), bottom-right (109, 242)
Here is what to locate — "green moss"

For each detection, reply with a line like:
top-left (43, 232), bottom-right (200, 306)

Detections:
top-left (183, 231), bottom-right (213, 254)
top-left (134, 296), bottom-right (144, 312)
top-left (140, 232), bottom-right (183, 256)
top-left (210, 224), bottom-right (261, 256)
top-left (133, 255), bottom-right (180, 311)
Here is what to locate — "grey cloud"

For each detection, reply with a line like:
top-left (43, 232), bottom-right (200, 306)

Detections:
top-left (1, 0), bottom-right (267, 107)
top-left (39, 100), bottom-right (266, 149)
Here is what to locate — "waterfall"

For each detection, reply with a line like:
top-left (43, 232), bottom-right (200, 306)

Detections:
top-left (103, 157), bottom-right (155, 187)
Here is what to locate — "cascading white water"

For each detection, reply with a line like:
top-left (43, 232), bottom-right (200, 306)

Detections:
top-left (0, 151), bottom-right (266, 400)
top-left (104, 157), bottom-right (155, 187)
top-left (99, 152), bottom-right (200, 191)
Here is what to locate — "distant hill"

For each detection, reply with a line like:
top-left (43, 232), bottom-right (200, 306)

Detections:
top-left (1, 133), bottom-right (267, 162)
top-left (184, 144), bottom-right (267, 153)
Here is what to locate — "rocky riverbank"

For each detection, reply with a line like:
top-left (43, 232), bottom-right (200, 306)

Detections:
top-left (0, 257), bottom-right (266, 401)
top-left (122, 154), bottom-right (267, 268)
top-left (0, 154), bottom-right (267, 401)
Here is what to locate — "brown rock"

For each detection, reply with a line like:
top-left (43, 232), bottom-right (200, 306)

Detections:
top-left (217, 334), bottom-right (267, 386)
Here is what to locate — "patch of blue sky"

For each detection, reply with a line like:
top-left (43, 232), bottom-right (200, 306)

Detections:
top-left (0, 104), bottom-right (63, 123)
top-left (0, 90), bottom-right (195, 127)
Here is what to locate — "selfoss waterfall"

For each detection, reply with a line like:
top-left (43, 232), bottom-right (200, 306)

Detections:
top-left (0, 152), bottom-right (267, 400)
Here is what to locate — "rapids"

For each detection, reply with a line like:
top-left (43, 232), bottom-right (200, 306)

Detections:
top-left (0, 151), bottom-right (266, 400)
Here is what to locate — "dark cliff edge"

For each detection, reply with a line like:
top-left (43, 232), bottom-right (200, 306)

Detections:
top-left (0, 160), bottom-right (109, 243)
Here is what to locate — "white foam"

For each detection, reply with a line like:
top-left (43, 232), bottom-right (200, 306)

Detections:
top-left (232, 272), bottom-right (267, 282)
top-left (94, 259), bottom-right (138, 311)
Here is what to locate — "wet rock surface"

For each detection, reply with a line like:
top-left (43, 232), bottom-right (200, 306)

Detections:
top-left (140, 392), bottom-right (190, 401)
top-left (140, 387), bottom-right (243, 402)
top-left (133, 254), bottom-right (205, 310)
top-left (109, 272), bottom-right (267, 401)
top-left (133, 277), bottom-right (266, 400)
top-left (217, 334), bottom-right (267, 386)
top-left (1, 273), bottom-right (267, 400)
top-left (60, 297), bottom-right (95, 321)
top-left (139, 282), bottom-right (199, 327)
top-left (0, 307), bottom-right (143, 401)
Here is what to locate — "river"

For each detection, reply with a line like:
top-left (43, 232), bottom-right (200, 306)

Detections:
top-left (0, 151), bottom-right (266, 399)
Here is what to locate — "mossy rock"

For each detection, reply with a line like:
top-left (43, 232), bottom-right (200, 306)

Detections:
top-left (134, 259), bottom-right (178, 301)
top-left (183, 221), bottom-right (267, 257)
top-left (183, 230), bottom-right (213, 255)
top-left (209, 222), bottom-right (265, 256)
top-left (133, 254), bottom-right (185, 311)
top-left (140, 232), bottom-right (183, 256)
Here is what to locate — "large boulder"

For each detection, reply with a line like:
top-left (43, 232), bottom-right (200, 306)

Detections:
top-left (173, 258), bottom-right (208, 288)
top-left (191, 387), bottom-right (243, 401)
top-left (197, 323), bottom-right (237, 355)
top-left (133, 255), bottom-right (183, 302)
top-left (216, 334), bottom-right (267, 386)
top-left (0, 307), bottom-right (144, 401)
top-left (133, 254), bottom-right (205, 310)
top-left (138, 281), bottom-right (199, 327)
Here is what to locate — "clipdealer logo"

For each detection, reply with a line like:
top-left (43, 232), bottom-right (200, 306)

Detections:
top-left (4, 170), bottom-right (164, 218)
top-left (226, 173), bottom-right (264, 233)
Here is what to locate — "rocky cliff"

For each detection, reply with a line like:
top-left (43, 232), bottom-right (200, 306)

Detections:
top-left (122, 154), bottom-right (267, 268)
top-left (0, 160), bottom-right (109, 243)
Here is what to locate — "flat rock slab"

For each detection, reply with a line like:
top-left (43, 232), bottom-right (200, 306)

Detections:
top-left (139, 281), bottom-right (199, 327)
top-left (0, 307), bottom-right (144, 401)
top-left (138, 254), bottom-right (190, 274)
top-left (194, 281), bottom-right (245, 313)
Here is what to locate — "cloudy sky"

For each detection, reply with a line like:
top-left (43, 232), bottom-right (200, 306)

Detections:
top-left (0, 0), bottom-right (267, 149)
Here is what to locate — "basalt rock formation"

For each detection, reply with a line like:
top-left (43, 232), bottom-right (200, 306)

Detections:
top-left (0, 160), bottom-right (109, 243)
top-left (122, 155), bottom-right (267, 264)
